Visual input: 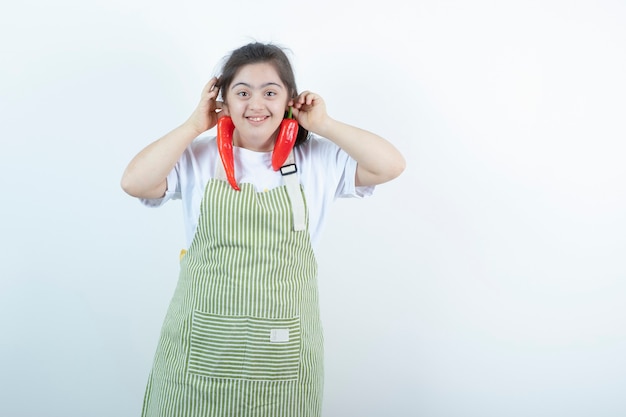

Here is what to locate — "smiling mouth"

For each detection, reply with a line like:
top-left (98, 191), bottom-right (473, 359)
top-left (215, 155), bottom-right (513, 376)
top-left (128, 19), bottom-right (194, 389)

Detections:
top-left (247, 116), bottom-right (268, 122)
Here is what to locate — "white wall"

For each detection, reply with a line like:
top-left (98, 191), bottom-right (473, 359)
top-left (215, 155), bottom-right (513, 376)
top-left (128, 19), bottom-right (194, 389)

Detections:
top-left (1, 1), bottom-right (625, 416)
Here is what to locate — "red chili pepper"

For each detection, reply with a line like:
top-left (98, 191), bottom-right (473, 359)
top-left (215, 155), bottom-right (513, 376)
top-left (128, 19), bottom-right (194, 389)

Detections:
top-left (216, 116), bottom-right (240, 191)
top-left (271, 107), bottom-right (299, 171)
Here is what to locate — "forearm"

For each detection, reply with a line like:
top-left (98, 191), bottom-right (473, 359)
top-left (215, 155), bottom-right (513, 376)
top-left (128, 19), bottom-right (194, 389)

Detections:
top-left (121, 122), bottom-right (201, 198)
top-left (316, 118), bottom-right (405, 186)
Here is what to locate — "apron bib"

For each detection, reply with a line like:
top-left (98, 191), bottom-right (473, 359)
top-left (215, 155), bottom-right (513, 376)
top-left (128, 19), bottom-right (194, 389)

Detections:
top-left (142, 155), bottom-right (323, 417)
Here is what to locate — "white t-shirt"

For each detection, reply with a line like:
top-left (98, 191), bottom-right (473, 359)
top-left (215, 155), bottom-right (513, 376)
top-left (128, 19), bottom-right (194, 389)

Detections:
top-left (141, 134), bottom-right (374, 251)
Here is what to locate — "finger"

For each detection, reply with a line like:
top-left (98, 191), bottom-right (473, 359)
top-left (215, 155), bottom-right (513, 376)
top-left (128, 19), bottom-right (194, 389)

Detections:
top-left (296, 91), bottom-right (319, 108)
top-left (293, 91), bottom-right (307, 107)
top-left (203, 77), bottom-right (217, 92)
top-left (200, 78), bottom-right (219, 99)
top-left (206, 85), bottom-right (222, 103)
top-left (305, 92), bottom-right (318, 106)
top-left (298, 90), bottom-right (308, 97)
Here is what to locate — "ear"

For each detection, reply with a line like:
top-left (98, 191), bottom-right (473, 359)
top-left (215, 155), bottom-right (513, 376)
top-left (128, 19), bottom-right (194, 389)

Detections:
top-left (220, 102), bottom-right (230, 117)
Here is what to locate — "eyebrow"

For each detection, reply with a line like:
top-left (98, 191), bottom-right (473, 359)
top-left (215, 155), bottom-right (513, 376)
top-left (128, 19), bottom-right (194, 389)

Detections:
top-left (231, 82), bottom-right (283, 90)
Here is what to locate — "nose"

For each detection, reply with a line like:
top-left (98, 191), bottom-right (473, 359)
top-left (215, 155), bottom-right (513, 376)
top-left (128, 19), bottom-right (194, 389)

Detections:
top-left (248, 94), bottom-right (264, 111)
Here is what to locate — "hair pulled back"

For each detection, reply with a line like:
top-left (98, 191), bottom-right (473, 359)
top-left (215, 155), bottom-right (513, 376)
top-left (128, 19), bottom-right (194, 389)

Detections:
top-left (218, 42), bottom-right (309, 146)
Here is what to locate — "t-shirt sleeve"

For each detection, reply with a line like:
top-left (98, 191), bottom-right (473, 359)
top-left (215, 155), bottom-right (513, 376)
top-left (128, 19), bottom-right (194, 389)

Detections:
top-left (337, 154), bottom-right (375, 199)
top-left (139, 166), bottom-right (181, 208)
top-left (313, 136), bottom-right (374, 199)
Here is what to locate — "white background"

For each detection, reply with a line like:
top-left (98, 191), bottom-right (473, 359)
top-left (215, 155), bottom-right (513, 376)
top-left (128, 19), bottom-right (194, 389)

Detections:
top-left (1, 1), bottom-right (625, 416)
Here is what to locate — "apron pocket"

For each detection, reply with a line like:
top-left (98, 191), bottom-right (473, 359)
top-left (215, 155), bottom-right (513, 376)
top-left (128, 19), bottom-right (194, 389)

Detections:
top-left (187, 311), bottom-right (301, 381)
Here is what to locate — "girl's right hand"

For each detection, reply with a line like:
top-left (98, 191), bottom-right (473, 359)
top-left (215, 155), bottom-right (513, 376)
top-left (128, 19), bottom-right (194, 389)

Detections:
top-left (185, 77), bottom-right (223, 135)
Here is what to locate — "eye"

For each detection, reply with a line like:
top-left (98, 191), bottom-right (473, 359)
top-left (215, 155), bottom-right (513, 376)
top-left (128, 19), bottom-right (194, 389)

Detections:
top-left (265, 91), bottom-right (277, 97)
top-left (237, 91), bottom-right (249, 97)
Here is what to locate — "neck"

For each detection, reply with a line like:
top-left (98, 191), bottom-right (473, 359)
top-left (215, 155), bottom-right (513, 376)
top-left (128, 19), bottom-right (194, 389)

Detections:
top-left (233, 131), bottom-right (277, 152)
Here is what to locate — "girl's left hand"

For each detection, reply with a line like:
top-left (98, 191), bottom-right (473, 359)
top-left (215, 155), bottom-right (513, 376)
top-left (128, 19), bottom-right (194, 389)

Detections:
top-left (290, 91), bottom-right (331, 135)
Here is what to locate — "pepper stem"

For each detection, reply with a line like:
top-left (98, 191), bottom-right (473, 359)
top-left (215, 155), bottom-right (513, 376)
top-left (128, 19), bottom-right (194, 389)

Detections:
top-left (287, 106), bottom-right (293, 119)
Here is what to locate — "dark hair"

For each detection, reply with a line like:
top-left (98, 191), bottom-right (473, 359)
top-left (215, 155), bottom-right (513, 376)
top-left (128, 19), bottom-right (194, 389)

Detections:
top-left (217, 42), bottom-right (309, 146)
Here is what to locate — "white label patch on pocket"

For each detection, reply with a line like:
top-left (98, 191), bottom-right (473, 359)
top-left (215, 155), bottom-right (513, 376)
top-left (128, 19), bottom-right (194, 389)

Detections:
top-left (270, 328), bottom-right (290, 343)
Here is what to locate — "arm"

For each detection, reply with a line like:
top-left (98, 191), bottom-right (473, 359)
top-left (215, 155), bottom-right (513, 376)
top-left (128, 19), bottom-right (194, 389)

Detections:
top-left (291, 92), bottom-right (405, 187)
top-left (120, 78), bottom-right (222, 199)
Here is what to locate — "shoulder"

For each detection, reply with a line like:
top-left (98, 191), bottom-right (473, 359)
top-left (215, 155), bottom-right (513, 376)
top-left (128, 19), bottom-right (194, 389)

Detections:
top-left (172, 135), bottom-right (219, 186)
top-left (187, 135), bottom-right (216, 155)
top-left (302, 134), bottom-right (337, 149)
top-left (295, 134), bottom-right (342, 159)
top-left (176, 135), bottom-right (217, 166)
top-left (294, 134), bottom-right (353, 186)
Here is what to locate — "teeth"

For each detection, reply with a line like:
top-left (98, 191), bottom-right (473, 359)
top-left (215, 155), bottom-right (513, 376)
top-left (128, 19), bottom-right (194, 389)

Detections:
top-left (249, 117), bottom-right (265, 122)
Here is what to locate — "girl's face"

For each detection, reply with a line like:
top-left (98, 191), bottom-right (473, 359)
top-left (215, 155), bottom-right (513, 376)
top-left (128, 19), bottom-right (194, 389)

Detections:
top-left (224, 62), bottom-right (290, 151)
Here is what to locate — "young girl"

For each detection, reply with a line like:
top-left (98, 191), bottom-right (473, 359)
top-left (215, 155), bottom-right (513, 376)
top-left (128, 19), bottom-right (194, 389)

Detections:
top-left (121, 42), bottom-right (405, 417)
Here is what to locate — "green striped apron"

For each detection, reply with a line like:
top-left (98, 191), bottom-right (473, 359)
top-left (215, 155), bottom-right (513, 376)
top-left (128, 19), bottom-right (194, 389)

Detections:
top-left (141, 153), bottom-right (324, 417)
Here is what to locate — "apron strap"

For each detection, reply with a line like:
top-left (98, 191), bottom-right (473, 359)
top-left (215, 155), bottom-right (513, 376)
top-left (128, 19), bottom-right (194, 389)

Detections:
top-left (214, 149), bottom-right (306, 231)
top-left (214, 152), bottom-right (229, 183)
top-left (279, 152), bottom-right (306, 232)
